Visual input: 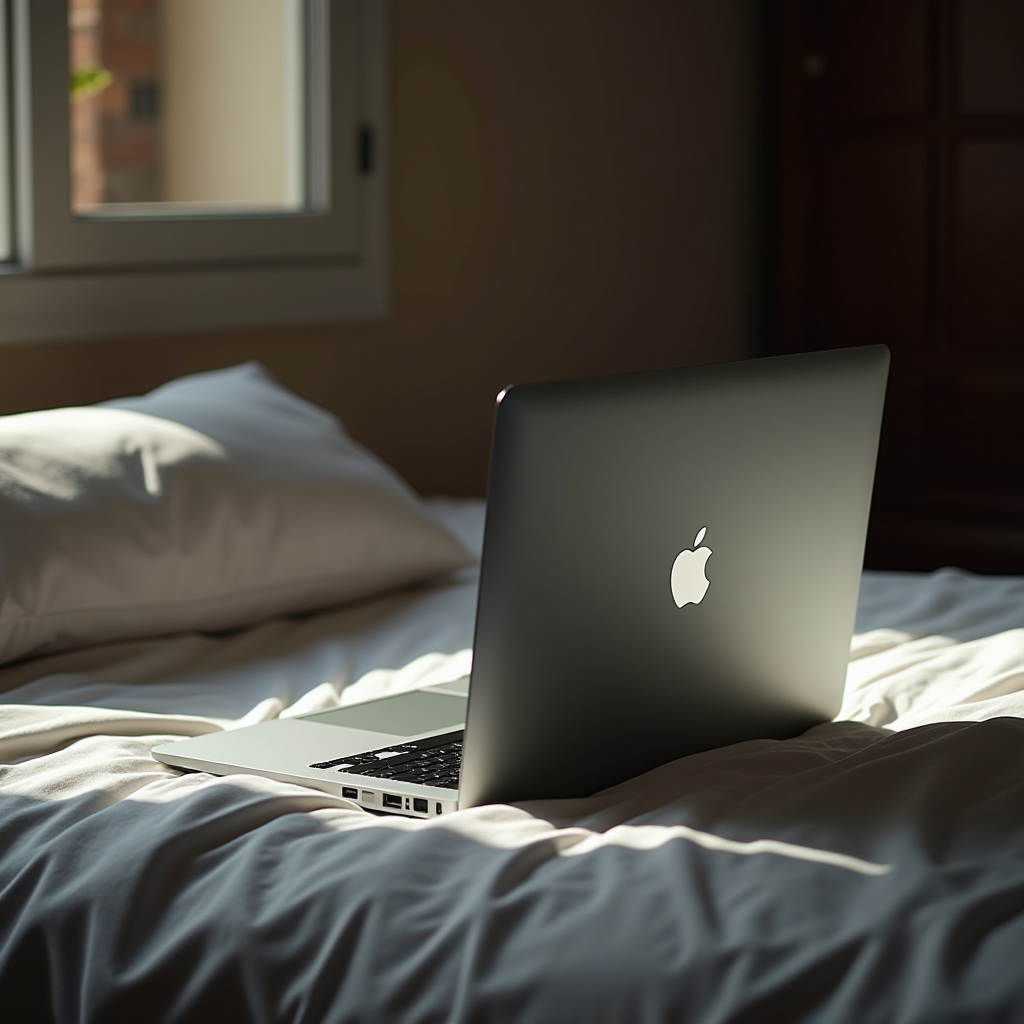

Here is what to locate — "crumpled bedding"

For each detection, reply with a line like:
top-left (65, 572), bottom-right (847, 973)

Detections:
top-left (2, 501), bottom-right (1023, 1022)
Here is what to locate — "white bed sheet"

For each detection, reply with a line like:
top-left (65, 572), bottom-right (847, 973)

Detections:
top-left (2, 500), bottom-right (1024, 1022)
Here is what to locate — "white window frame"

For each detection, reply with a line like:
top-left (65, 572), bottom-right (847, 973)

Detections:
top-left (0, 0), bottom-right (11, 262)
top-left (0, 0), bottom-right (387, 344)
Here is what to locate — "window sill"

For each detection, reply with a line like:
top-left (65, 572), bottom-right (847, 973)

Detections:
top-left (0, 248), bottom-right (387, 345)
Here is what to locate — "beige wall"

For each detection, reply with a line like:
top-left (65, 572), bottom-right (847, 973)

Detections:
top-left (162, 0), bottom-right (303, 205)
top-left (0, 0), bottom-right (760, 496)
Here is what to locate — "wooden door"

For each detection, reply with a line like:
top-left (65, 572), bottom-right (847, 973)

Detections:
top-left (777, 0), bottom-right (1024, 572)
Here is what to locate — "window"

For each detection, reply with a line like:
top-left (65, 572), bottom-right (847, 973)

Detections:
top-left (70, 0), bottom-right (303, 215)
top-left (0, 0), bottom-right (386, 342)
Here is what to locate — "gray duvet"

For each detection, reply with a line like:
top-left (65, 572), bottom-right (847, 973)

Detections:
top-left (2, 547), bottom-right (1024, 1022)
top-left (3, 714), bottom-right (1023, 1022)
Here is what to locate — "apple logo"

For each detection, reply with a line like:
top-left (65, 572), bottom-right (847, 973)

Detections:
top-left (671, 526), bottom-right (712, 608)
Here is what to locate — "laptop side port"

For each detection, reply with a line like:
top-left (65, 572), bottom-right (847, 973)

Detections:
top-left (341, 786), bottom-right (358, 800)
top-left (413, 798), bottom-right (428, 814)
top-left (383, 793), bottom-right (403, 809)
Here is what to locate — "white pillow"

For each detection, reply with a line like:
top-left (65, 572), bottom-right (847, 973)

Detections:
top-left (0, 363), bottom-right (472, 665)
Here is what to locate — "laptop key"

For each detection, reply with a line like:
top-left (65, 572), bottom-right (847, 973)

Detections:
top-left (310, 731), bottom-right (465, 776)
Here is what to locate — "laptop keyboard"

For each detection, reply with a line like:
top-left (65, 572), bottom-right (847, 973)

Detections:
top-left (309, 730), bottom-right (463, 790)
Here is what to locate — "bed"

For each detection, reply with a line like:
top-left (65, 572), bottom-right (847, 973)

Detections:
top-left (2, 364), bottom-right (1023, 1022)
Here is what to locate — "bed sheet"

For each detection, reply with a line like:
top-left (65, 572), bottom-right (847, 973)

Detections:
top-left (2, 500), bottom-right (1024, 1022)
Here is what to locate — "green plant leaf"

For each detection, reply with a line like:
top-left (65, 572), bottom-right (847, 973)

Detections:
top-left (71, 66), bottom-right (114, 102)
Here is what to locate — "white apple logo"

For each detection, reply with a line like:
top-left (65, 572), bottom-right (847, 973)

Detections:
top-left (671, 526), bottom-right (712, 608)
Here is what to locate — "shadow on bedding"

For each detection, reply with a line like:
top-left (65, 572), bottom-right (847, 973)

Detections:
top-left (3, 720), bottom-right (1024, 1022)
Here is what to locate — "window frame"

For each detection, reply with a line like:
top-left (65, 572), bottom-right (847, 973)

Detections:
top-left (0, 0), bottom-right (387, 344)
top-left (0, 0), bottom-right (11, 261)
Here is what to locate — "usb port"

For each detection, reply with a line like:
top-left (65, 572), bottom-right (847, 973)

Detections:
top-left (413, 798), bottom-right (428, 814)
top-left (341, 786), bottom-right (358, 800)
top-left (383, 794), bottom-right (403, 809)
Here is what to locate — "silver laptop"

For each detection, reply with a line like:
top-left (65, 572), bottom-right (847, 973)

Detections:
top-left (153, 345), bottom-right (889, 816)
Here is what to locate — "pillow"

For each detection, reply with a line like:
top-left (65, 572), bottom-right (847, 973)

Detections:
top-left (0, 362), bottom-right (472, 665)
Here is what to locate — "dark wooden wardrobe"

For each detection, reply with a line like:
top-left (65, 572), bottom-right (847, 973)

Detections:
top-left (776, 0), bottom-right (1024, 572)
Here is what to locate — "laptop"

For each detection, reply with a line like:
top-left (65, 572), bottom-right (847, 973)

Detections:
top-left (153, 345), bottom-right (889, 816)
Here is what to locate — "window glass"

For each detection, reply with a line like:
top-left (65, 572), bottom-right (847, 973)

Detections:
top-left (69, 0), bottom-right (307, 217)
